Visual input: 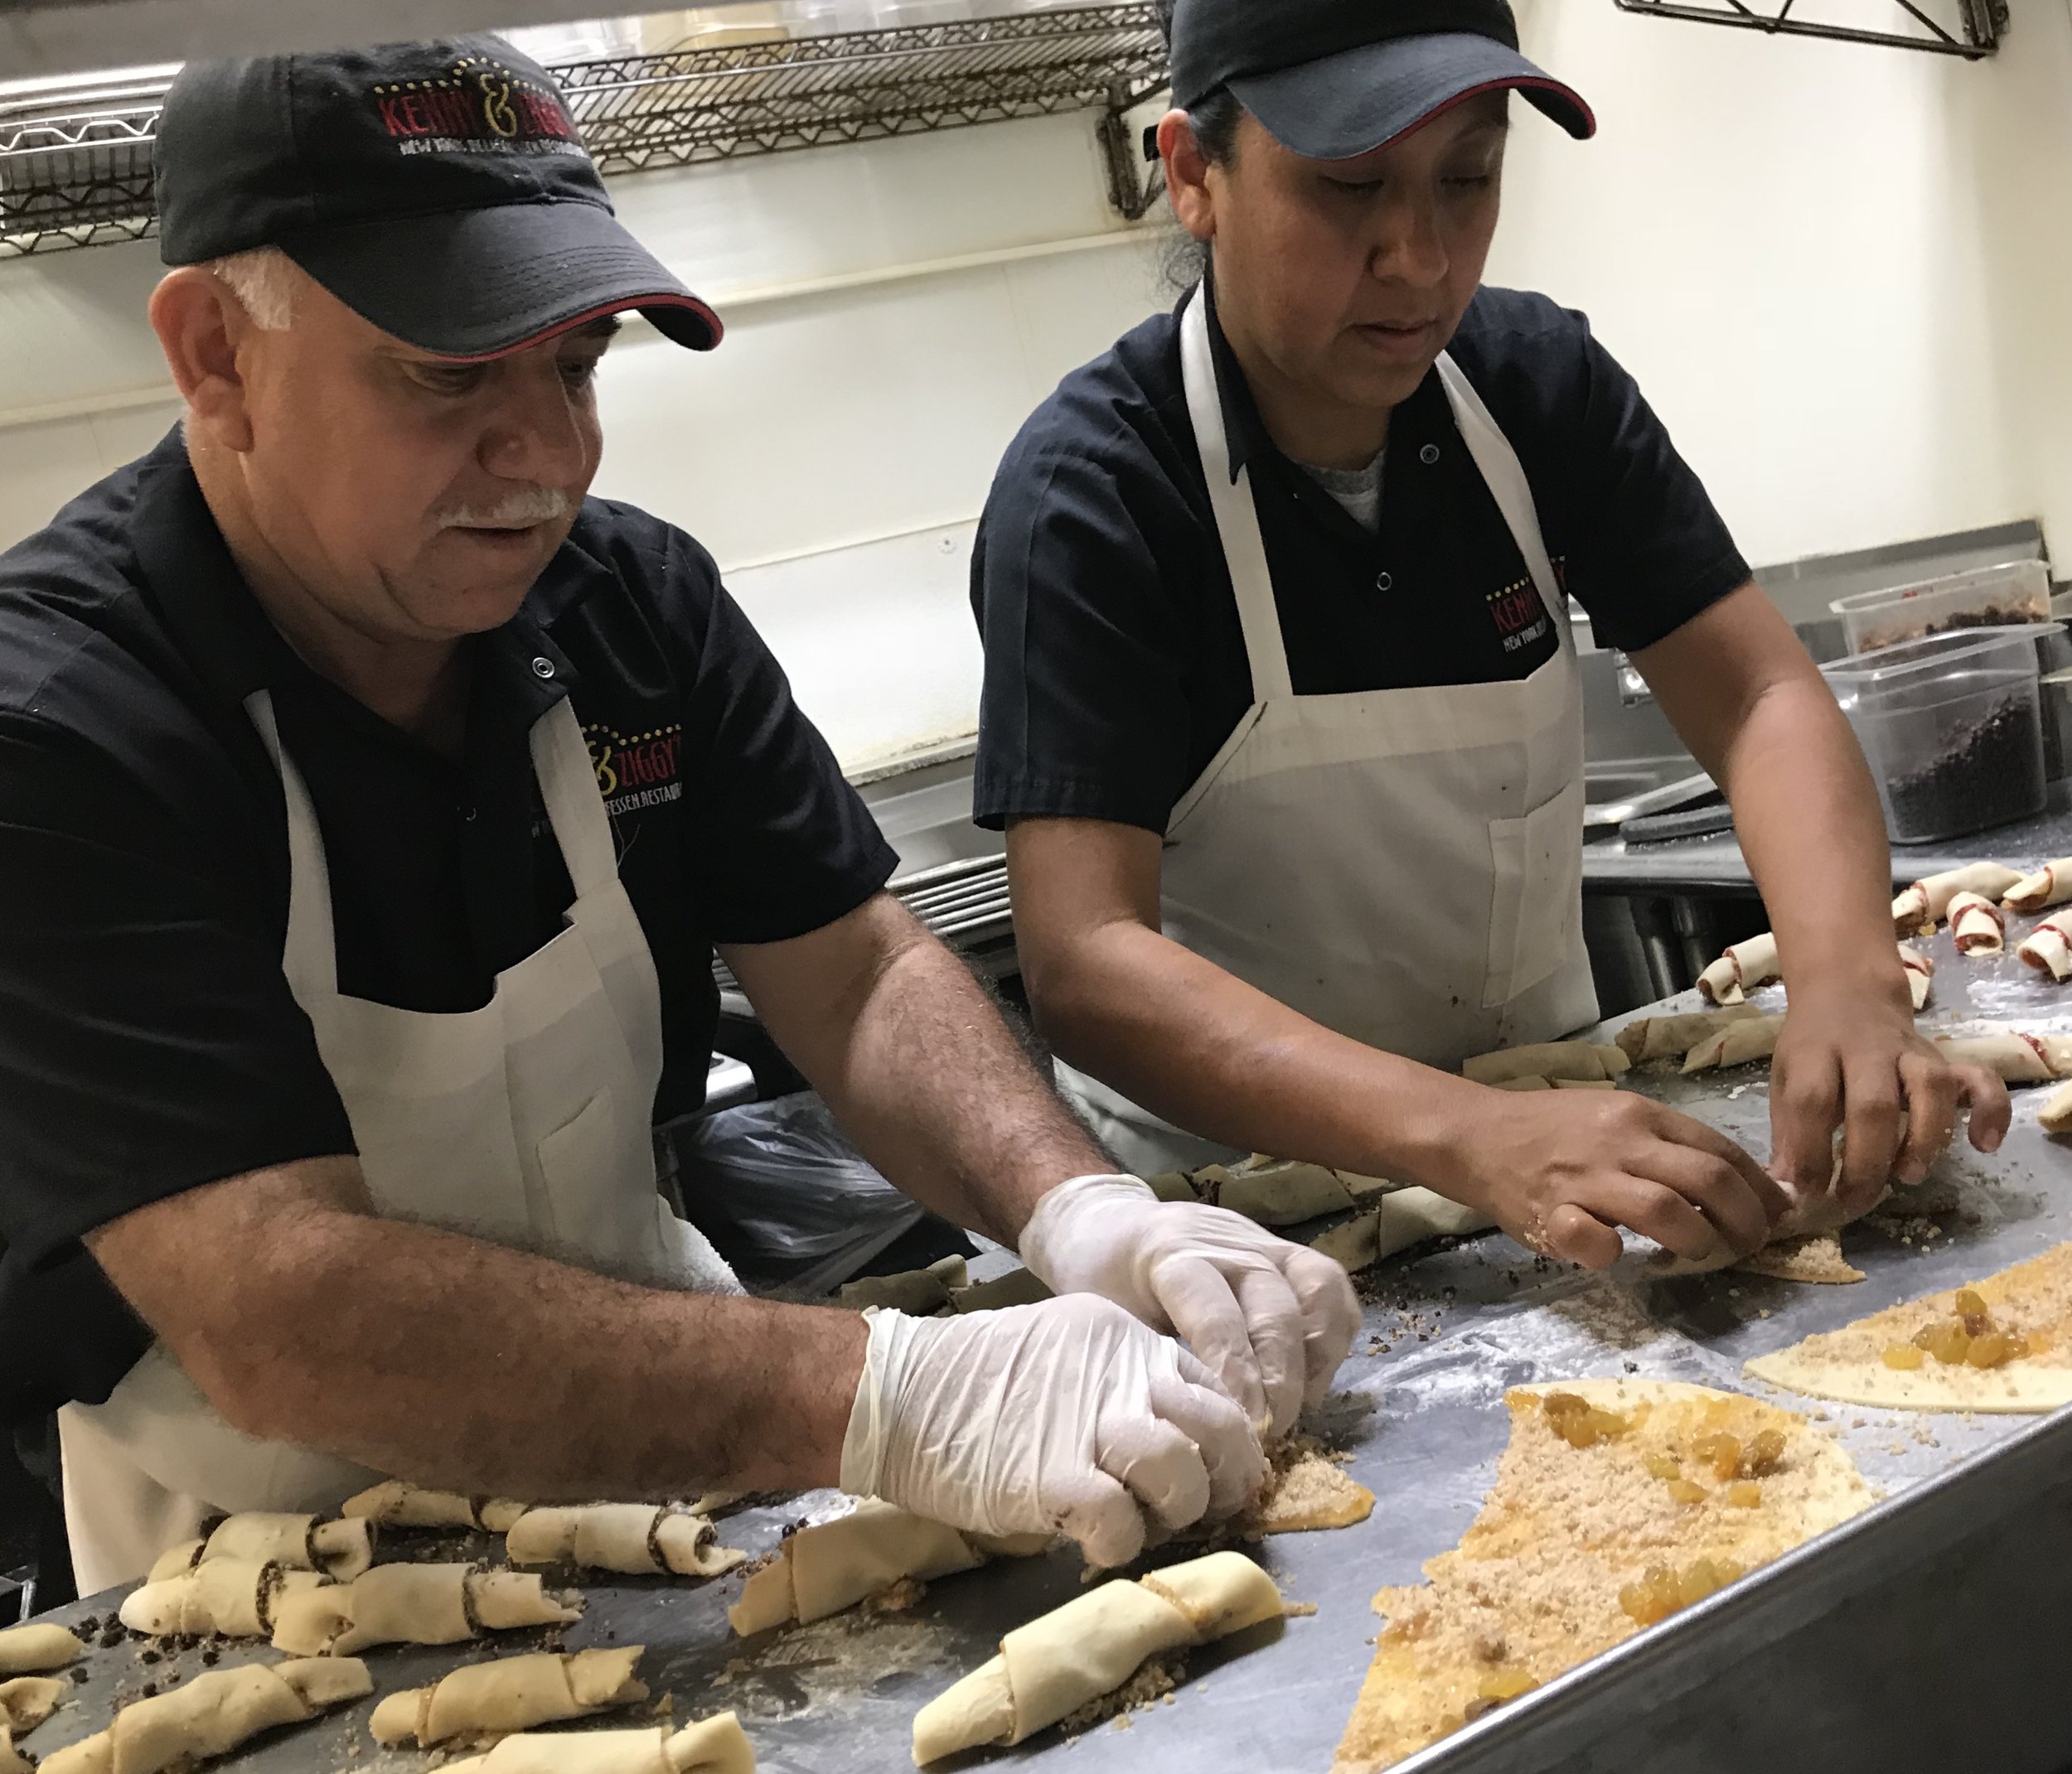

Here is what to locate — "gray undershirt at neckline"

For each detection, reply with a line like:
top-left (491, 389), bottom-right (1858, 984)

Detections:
top-left (1295, 447), bottom-right (1387, 533)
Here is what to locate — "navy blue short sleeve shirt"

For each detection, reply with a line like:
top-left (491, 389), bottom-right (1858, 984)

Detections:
top-left (0, 431), bottom-right (895, 1414)
top-left (971, 283), bottom-right (1752, 834)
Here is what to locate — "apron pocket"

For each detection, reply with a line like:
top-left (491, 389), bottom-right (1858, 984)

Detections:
top-left (1483, 776), bottom-right (1586, 1010)
top-left (535, 1090), bottom-right (621, 1242)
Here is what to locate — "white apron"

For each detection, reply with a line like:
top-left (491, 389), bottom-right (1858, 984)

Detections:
top-left (58, 688), bottom-right (739, 1593)
top-left (1058, 289), bottom-right (1599, 1177)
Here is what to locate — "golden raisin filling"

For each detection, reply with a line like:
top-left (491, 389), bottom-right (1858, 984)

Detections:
top-left (1886, 1290), bottom-right (2045, 1371)
top-left (1617, 1556), bottom-right (1744, 1627)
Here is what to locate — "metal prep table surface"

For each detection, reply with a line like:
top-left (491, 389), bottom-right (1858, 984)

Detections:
top-left (25, 926), bottom-right (2072, 1774)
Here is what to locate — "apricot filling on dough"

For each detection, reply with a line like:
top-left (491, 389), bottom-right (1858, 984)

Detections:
top-left (1616, 1557), bottom-right (1745, 1627)
top-left (1889, 1291), bottom-right (2041, 1372)
top-left (1540, 1391), bottom-right (1631, 1448)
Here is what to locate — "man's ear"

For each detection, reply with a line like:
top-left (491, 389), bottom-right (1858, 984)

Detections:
top-left (1158, 109), bottom-right (1217, 244)
top-left (149, 268), bottom-right (258, 453)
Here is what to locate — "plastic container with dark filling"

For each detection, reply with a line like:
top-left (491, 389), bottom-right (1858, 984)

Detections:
top-left (1830, 560), bottom-right (2050, 655)
top-left (1821, 625), bottom-right (2061, 843)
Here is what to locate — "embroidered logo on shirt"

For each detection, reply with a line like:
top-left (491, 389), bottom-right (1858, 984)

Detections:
top-left (1486, 557), bottom-right (1566, 655)
top-left (585, 722), bottom-right (684, 817)
top-left (372, 55), bottom-right (588, 160)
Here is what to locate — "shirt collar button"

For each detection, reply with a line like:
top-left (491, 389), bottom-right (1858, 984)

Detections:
top-left (1420, 443), bottom-right (1441, 466)
top-left (531, 656), bottom-right (556, 679)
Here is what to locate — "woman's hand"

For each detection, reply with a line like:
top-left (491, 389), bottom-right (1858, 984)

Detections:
top-left (1770, 976), bottom-right (2011, 1213)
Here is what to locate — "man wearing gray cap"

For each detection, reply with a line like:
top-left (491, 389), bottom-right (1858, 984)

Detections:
top-left (0, 35), bottom-right (1359, 1593)
top-left (978, 0), bottom-right (2008, 1265)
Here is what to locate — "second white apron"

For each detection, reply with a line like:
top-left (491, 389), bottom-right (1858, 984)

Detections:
top-left (1058, 289), bottom-right (1599, 1177)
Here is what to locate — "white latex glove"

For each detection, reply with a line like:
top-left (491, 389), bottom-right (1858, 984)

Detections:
top-left (840, 1294), bottom-right (1265, 1569)
top-left (1017, 1173), bottom-right (1361, 1438)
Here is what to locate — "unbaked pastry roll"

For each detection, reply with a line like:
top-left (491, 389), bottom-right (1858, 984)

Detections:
top-left (911, 1551), bottom-right (1284, 1764)
top-left (370, 1646), bottom-right (648, 1748)
top-left (0, 1625), bottom-right (82, 1677)
top-left (1680, 1014), bottom-right (1785, 1075)
top-left (270, 1561), bottom-right (582, 1656)
top-left (1615, 1005), bottom-right (1760, 1066)
top-left (946, 1268), bottom-right (1053, 1312)
top-left (2040, 1079), bottom-right (2072, 1135)
top-left (2017, 912), bottom-right (2072, 982)
top-left (342, 1482), bottom-right (528, 1534)
top-left (505, 1505), bottom-right (745, 1580)
top-left (837, 1255), bottom-right (969, 1314)
top-left (0, 1675), bottom-right (65, 1736)
top-left (1308, 1190), bottom-right (1494, 1274)
top-left (1892, 863), bottom-right (2023, 935)
top-left (199, 1512), bottom-right (375, 1582)
top-left (1142, 1171), bottom-right (1200, 1203)
top-left (440, 1714), bottom-right (756, 1774)
top-left (726, 1499), bottom-right (1045, 1638)
top-left (38, 1658), bottom-right (371, 1774)
top-left (1191, 1159), bottom-right (1354, 1226)
top-left (1934, 1032), bottom-right (2058, 1084)
top-left (1461, 1042), bottom-right (1629, 1085)
top-left (1900, 943), bottom-right (1934, 1011)
top-left (1948, 892), bottom-right (2007, 955)
top-left (1490, 1076), bottom-right (1551, 1092)
top-left (0, 1727), bottom-right (26, 1774)
top-left (119, 1558), bottom-right (332, 1640)
top-left (2003, 858), bottom-right (2072, 914)
top-left (1697, 931), bottom-right (1779, 1005)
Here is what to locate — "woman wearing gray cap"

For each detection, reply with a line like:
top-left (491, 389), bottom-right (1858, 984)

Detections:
top-left (975, 0), bottom-right (2008, 1269)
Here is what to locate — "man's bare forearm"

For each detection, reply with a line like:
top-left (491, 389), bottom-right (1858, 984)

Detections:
top-left (725, 897), bottom-right (1112, 1246)
top-left (90, 1158), bottom-right (865, 1501)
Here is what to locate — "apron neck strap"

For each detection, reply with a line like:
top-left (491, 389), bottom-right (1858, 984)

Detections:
top-left (244, 689), bottom-right (339, 1002)
top-left (531, 696), bottom-right (621, 902)
top-left (1431, 352), bottom-right (1566, 619)
top-left (1180, 287), bottom-right (1295, 704)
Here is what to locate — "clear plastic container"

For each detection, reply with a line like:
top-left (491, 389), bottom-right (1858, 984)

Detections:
top-left (1822, 625), bottom-right (2062, 843)
top-left (1828, 559), bottom-right (2050, 655)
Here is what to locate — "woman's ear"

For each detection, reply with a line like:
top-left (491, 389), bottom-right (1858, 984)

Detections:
top-left (1158, 109), bottom-right (1218, 244)
top-left (148, 268), bottom-right (257, 453)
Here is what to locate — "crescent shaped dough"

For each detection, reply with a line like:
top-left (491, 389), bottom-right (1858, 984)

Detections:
top-left (199, 1513), bottom-right (375, 1583)
top-left (505, 1506), bottom-right (746, 1580)
top-left (1308, 1190), bottom-right (1494, 1275)
top-left (912, 1552), bottom-right (1282, 1764)
top-left (1615, 1006), bottom-right (1761, 1066)
top-left (837, 1255), bottom-right (969, 1314)
top-left (1893, 863), bottom-right (2023, 935)
top-left (1934, 1032), bottom-right (2059, 1084)
top-left (2017, 913), bottom-right (2072, 983)
top-left (2003, 858), bottom-right (2072, 913)
top-left (440, 1714), bottom-right (758, 1774)
top-left (1948, 892), bottom-right (2006, 955)
top-left (1746, 1241), bottom-right (2072, 1412)
top-left (1463, 1042), bottom-right (1629, 1085)
top-left (0, 1728), bottom-right (26, 1774)
top-left (0, 1626), bottom-right (83, 1677)
top-left (1193, 1160), bottom-right (1356, 1227)
top-left (0, 1675), bottom-right (67, 1736)
top-left (370, 1646), bottom-right (649, 1748)
top-left (271, 1562), bottom-right (582, 1656)
top-left (119, 1561), bottom-right (332, 1640)
top-left (37, 1658), bottom-right (372, 1774)
top-left (1900, 943), bottom-right (1934, 1011)
top-left (1696, 931), bottom-right (1779, 1006)
top-left (2041, 1080), bottom-right (2072, 1135)
top-left (726, 1499), bottom-right (1038, 1638)
top-left (341, 1482), bottom-right (528, 1533)
top-left (1680, 1014), bottom-right (1784, 1075)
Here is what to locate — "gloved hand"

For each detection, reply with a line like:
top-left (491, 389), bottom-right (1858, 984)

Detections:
top-left (1016, 1174), bottom-right (1361, 1438)
top-left (840, 1293), bottom-right (1265, 1569)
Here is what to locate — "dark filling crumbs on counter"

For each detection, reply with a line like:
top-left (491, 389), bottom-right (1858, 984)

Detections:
top-left (1886, 697), bottom-right (2043, 838)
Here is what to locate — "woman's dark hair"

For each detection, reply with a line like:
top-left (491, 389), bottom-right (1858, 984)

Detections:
top-left (1155, 0), bottom-right (1246, 289)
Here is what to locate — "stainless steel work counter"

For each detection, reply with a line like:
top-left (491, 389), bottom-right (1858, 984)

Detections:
top-left (1585, 780), bottom-right (2072, 897)
top-left (25, 931), bottom-right (2072, 1774)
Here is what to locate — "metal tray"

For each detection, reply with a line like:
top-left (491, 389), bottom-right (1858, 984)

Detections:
top-left (22, 922), bottom-right (2072, 1773)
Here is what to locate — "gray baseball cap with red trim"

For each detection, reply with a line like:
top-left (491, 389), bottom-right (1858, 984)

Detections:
top-left (1167, 0), bottom-right (1594, 161)
top-left (154, 35), bottom-right (723, 358)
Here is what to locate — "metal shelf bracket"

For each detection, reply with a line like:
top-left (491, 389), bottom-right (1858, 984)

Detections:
top-left (1614, 0), bottom-right (2004, 58)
